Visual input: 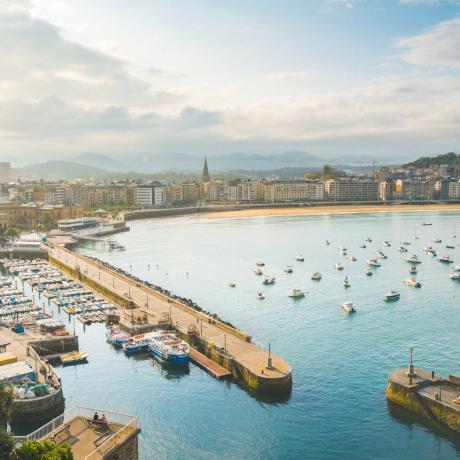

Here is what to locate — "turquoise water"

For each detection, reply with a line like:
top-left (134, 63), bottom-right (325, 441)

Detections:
top-left (49, 211), bottom-right (460, 459)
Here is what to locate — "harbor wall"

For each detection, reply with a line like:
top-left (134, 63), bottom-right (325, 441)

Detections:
top-left (28, 336), bottom-right (79, 356)
top-left (104, 429), bottom-right (140, 460)
top-left (386, 378), bottom-right (460, 432)
top-left (12, 387), bottom-right (65, 423)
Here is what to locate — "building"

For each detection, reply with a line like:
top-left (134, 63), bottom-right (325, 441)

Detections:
top-left (448, 180), bottom-right (460, 199)
top-left (201, 157), bottom-right (210, 183)
top-left (135, 186), bottom-right (154, 206)
top-left (154, 186), bottom-right (166, 206)
top-left (0, 163), bottom-right (11, 183)
top-left (325, 179), bottom-right (379, 201)
top-left (264, 179), bottom-right (325, 202)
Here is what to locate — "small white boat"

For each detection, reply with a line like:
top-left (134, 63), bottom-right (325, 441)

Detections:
top-left (338, 246), bottom-right (347, 251)
top-left (288, 288), bottom-right (305, 298)
top-left (343, 277), bottom-right (351, 288)
top-left (446, 244), bottom-right (455, 249)
top-left (384, 291), bottom-right (400, 301)
top-left (348, 256), bottom-right (357, 262)
top-left (254, 267), bottom-right (263, 275)
top-left (402, 241), bottom-right (411, 246)
top-left (335, 262), bottom-right (344, 270)
top-left (365, 268), bottom-right (373, 276)
top-left (262, 276), bottom-right (275, 285)
top-left (228, 282), bottom-right (236, 288)
top-left (433, 238), bottom-right (442, 243)
top-left (359, 243), bottom-right (367, 249)
top-left (397, 246), bottom-right (408, 253)
top-left (383, 241), bottom-right (391, 247)
top-left (438, 255), bottom-right (454, 263)
top-left (367, 258), bottom-right (381, 267)
top-left (409, 266), bottom-right (417, 274)
top-left (342, 301), bottom-right (356, 313)
top-left (283, 266), bottom-right (293, 273)
top-left (453, 265), bottom-right (460, 272)
top-left (311, 272), bottom-right (322, 281)
top-left (375, 250), bottom-right (387, 259)
top-left (450, 273), bottom-right (460, 280)
top-left (256, 261), bottom-right (265, 267)
top-left (366, 237), bottom-right (372, 242)
top-left (325, 240), bottom-right (330, 245)
top-left (256, 292), bottom-right (265, 300)
top-left (405, 255), bottom-right (422, 264)
top-left (295, 255), bottom-right (304, 262)
top-left (404, 278), bottom-right (421, 288)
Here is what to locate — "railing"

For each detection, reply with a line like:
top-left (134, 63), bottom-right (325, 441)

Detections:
top-left (84, 416), bottom-right (139, 460)
top-left (12, 406), bottom-right (138, 448)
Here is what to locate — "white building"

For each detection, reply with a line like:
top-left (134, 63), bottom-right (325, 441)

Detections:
top-left (448, 180), bottom-right (460, 199)
top-left (135, 186), bottom-right (153, 206)
top-left (154, 186), bottom-right (166, 206)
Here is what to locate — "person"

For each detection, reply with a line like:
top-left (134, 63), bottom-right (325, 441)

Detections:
top-left (93, 412), bottom-right (99, 422)
top-left (101, 413), bottom-right (107, 430)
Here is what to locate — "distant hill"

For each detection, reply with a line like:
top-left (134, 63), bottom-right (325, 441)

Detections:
top-left (403, 152), bottom-right (460, 168)
top-left (15, 161), bottom-right (111, 180)
top-left (73, 153), bottom-right (130, 172)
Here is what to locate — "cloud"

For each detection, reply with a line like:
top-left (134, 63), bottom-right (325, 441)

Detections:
top-left (396, 17), bottom-right (460, 68)
top-left (264, 70), bottom-right (313, 82)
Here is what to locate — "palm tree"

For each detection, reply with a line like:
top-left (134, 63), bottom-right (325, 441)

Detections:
top-left (4, 227), bottom-right (19, 242)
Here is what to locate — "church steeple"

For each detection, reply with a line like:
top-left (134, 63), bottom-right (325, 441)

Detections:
top-left (201, 156), bottom-right (210, 182)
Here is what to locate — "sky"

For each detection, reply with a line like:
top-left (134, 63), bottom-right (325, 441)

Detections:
top-left (1, 0), bottom-right (460, 164)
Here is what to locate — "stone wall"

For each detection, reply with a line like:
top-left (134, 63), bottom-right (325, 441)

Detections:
top-left (105, 430), bottom-right (140, 460)
top-left (28, 336), bottom-right (79, 356)
top-left (12, 387), bottom-right (65, 423)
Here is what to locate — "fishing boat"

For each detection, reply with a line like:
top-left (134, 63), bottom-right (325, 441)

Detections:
top-left (366, 258), bottom-right (381, 267)
top-left (262, 276), bottom-right (275, 285)
top-left (228, 282), bottom-right (236, 288)
top-left (106, 325), bottom-right (130, 347)
top-left (405, 255), bottom-right (422, 264)
top-left (342, 301), bottom-right (356, 314)
top-left (382, 241), bottom-right (391, 247)
top-left (283, 266), bottom-right (293, 273)
top-left (375, 250), bottom-right (387, 259)
top-left (404, 278), bottom-right (421, 288)
top-left (123, 335), bottom-right (150, 354)
top-left (343, 277), bottom-right (351, 288)
top-left (397, 246), bottom-right (408, 253)
top-left (288, 288), bottom-right (305, 298)
top-left (256, 261), bottom-right (265, 267)
top-left (335, 262), bottom-right (344, 270)
top-left (311, 272), bottom-right (322, 280)
top-left (295, 255), bottom-right (304, 262)
top-left (61, 351), bottom-right (88, 366)
top-left (409, 266), bottom-right (417, 274)
top-left (384, 291), bottom-right (400, 301)
top-left (365, 268), bottom-right (373, 276)
top-left (254, 267), bottom-right (263, 275)
top-left (256, 292), bottom-right (265, 300)
top-left (438, 255), bottom-right (454, 264)
top-left (147, 331), bottom-right (190, 364)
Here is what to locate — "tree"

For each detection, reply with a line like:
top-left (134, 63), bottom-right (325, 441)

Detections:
top-left (5, 227), bottom-right (20, 241)
top-left (11, 440), bottom-right (73, 460)
top-left (40, 213), bottom-right (54, 232)
top-left (0, 382), bottom-right (14, 423)
top-left (0, 429), bottom-right (14, 460)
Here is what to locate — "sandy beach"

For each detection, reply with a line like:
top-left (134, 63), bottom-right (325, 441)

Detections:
top-left (200, 203), bottom-right (460, 219)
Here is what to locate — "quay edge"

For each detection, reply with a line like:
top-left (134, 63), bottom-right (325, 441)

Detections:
top-left (386, 368), bottom-right (460, 433)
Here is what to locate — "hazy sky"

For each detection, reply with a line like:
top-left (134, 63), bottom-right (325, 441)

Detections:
top-left (2, 0), bottom-right (460, 163)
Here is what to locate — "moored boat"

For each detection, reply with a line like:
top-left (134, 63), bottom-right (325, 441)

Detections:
top-left (288, 288), bottom-right (305, 298)
top-left (384, 291), bottom-right (400, 301)
top-left (283, 266), bottom-right (293, 273)
top-left (342, 301), bottom-right (356, 314)
top-left (257, 292), bottom-right (265, 300)
top-left (366, 258), bottom-right (381, 267)
top-left (343, 277), bottom-right (351, 288)
top-left (438, 255), bottom-right (454, 263)
top-left (123, 335), bottom-right (150, 354)
top-left (404, 278), bottom-right (421, 288)
top-left (148, 331), bottom-right (190, 364)
top-left (61, 351), bottom-right (88, 366)
top-left (254, 267), bottom-right (263, 275)
top-left (365, 268), bottom-right (373, 276)
top-left (335, 262), bottom-right (344, 270)
top-left (106, 325), bottom-right (130, 347)
top-left (295, 255), bottom-right (304, 262)
top-left (405, 255), bottom-right (422, 264)
top-left (262, 276), bottom-right (275, 285)
top-left (311, 272), bottom-right (322, 280)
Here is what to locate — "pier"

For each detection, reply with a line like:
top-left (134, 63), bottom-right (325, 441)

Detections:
top-left (47, 246), bottom-right (292, 394)
top-left (387, 366), bottom-right (460, 433)
top-left (189, 348), bottom-right (231, 380)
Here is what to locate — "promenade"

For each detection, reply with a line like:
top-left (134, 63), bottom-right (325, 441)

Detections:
top-left (47, 246), bottom-right (292, 389)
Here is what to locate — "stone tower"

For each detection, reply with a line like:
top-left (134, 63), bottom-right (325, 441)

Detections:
top-left (201, 156), bottom-right (210, 183)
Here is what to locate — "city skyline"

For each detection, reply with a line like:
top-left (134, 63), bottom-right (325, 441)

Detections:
top-left (2, 0), bottom-right (460, 163)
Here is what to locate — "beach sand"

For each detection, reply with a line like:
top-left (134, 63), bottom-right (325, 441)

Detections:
top-left (200, 203), bottom-right (460, 219)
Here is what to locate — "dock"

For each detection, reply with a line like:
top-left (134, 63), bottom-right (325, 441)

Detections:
top-left (387, 366), bottom-right (460, 433)
top-left (47, 245), bottom-right (292, 395)
top-left (189, 347), bottom-right (231, 379)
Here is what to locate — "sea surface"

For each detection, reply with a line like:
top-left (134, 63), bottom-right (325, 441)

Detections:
top-left (42, 211), bottom-right (460, 458)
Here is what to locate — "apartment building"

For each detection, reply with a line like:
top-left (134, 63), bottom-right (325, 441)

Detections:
top-left (325, 179), bottom-right (379, 201)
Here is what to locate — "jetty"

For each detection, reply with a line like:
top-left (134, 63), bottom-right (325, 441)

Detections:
top-left (47, 246), bottom-right (292, 395)
top-left (189, 348), bottom-right (231, 380)
top-left (386, 354), bottom-right (460, 433)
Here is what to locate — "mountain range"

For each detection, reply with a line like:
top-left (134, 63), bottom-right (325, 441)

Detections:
top-left (13, 151), bottom-right (391, 180)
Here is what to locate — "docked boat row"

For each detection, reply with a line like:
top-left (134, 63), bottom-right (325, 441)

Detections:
top-left (106, 326), bottom-right (190, 364)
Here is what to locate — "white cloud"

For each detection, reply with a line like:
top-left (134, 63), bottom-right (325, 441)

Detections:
top-left (264, 70), bottom-right (313, 82)
top-left (397, 17), bottom-right (460, 68)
